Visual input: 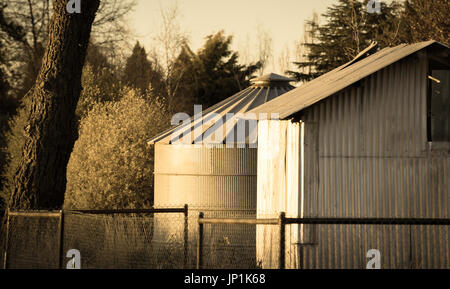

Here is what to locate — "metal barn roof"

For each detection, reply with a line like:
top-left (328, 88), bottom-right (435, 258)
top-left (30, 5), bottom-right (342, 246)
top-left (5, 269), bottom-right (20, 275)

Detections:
top-left (247, 41), bottom-right (449, 119)
top-left (147, 73), bottom-right (295, 145)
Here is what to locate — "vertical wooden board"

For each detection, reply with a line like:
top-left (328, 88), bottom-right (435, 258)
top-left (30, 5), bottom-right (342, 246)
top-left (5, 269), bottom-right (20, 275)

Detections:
top-left (285, 122), bottom-right (300, 268)
top-left (256, 120), bottom-right (288, 268)
top-left (256, 120), bottom-right (324, 268)
top-left (286, 122), bottom-right (300, 218)
top-left (303, 122), bottom-right (319, 245)
top-left (256, 120), bottom-right (321, 268)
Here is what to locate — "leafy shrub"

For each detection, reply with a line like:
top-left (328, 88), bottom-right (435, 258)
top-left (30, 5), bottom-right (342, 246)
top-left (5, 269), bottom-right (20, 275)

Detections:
top-left (76, 64), bottom-right (124, 119)
top-left (0, 95), bottom-right (30, 207)
top-left (64, 88), bottom-right (170, 209)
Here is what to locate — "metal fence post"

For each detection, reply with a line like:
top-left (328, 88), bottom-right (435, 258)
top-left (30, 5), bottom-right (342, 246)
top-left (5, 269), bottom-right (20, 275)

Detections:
top-left (183, 204), bottom-right (189, 268)
top-left (3, 210), bottom-right (10, 269)
top-left (57, 210), bottom-right (65, 269)
top-left (196, 212), bottom-right (204, 269)
top-left (279, 212), bottom-right (285, 269)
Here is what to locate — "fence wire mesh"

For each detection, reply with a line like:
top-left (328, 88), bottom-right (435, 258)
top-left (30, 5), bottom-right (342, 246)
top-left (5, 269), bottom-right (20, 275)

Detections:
top-left (3, 208), bottom-right (197, 269)
top-left (6, 213), bottom-right (60, 269)
top-left (65, 212), bottom-right (156, 269)
top-left (201, 223), bottom-right (258, 269)
top-left (200, 211), bottom-right (258, 269)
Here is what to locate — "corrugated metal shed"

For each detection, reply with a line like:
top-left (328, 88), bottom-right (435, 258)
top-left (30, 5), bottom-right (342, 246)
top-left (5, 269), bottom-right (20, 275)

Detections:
top-left (255, 41), bottom-right (449, 269)
top-left (148, 73), bottom-right (295, 145)
top-left (248, 41), bottom-right (448, 119)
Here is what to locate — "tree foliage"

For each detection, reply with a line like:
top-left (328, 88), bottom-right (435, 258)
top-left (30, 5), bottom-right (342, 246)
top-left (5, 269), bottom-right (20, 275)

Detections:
top-left (170, 31), bottom-right (261, 113)
top-left (0, 7), bottom-right (25, 198)
top-left (256, 26), bottom-right (273, 76)
top-left (0, 0), bottom-right (50, 100)
top-left (124, 41), bottom-right (164, 95)
top-left (0, 97), bottom-right (28, 207)
top-left (289, 0), bottom-right (449, 82)
top-left (76, 64), bottom-right (123, 119)
top-left (65, 89), bottom-right (169, 209)
top-left (1, 42), bottom-right (121, 208)
top-left (152, 2), bottom-right (189, 109)
top-left (0, 0), bottom-right (136, 102)
top-left (194, 31), bottom-right (261, 108)
top-left (0, 4), bottom-right (25, 112)
top-left (397, 0), bottom-right (449, 45)
top-left (288, 0), bottom-right (402, 82)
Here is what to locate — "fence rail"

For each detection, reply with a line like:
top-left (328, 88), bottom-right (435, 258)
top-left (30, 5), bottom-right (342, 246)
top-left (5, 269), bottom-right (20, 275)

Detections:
top-left (7, 206), bottom-right (189, 216)
top-left (196, 212), bottom-right (450, 269)
top-left (283, 217), bottom-right (450, 225)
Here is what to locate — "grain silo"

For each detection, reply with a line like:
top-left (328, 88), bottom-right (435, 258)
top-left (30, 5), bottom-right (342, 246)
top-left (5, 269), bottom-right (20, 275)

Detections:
top-left (148, 73), bottom-right (294, 268)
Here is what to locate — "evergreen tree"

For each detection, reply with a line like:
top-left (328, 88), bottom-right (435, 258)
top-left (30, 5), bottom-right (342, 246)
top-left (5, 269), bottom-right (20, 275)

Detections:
top-left (85, 42), bottom-right (112, 74)
top-left (397, 0), bottom-right (449, 45)
top-left (167, 44), bottom-right (197, 114)
top-left (124, 42), bottom-right (164, 96)
top-left (196, 31), bottom-right (261, 108)
top-left (171, 31), bottom-right (261, 113)
top-left (124, 42), bottom-right (152, 92)
top-left (288, 0), bottom-right (402, 82)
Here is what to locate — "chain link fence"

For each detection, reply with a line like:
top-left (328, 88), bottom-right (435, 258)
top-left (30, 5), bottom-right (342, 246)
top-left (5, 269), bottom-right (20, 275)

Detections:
top-left (2, 207), bottom-right (449, 269)
top-left (197, 210), bottom-right (258, 269)
top-left (5, 211), bottom-right (61, 269)
top-left (2, 206), bottom-right (195, 269)
top-left (196, 213), bottom-right (450, 269)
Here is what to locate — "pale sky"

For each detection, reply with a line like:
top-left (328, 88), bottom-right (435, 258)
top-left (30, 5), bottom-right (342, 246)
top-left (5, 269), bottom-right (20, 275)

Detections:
top-left (129, 0), bottom-right (338, 74)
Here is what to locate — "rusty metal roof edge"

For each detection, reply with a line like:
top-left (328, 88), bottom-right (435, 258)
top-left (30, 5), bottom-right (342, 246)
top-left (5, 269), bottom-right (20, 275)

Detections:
top-left (247, 40), bottom-right (446, 119)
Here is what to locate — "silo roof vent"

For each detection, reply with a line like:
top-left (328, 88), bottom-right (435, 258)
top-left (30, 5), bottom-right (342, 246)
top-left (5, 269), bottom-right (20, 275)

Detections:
top-left (251, 73), bottom-right (295, 87)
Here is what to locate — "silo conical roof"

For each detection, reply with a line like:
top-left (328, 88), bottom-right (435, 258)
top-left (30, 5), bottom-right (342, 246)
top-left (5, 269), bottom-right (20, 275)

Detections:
top-left (148, 73), bottom-right (295, 145)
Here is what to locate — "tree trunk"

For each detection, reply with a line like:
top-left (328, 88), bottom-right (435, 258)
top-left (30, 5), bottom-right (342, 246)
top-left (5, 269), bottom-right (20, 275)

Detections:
top-left (9, 0), bottom-right (100, 210)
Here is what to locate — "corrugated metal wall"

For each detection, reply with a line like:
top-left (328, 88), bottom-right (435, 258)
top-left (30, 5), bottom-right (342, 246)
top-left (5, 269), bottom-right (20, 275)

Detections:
top-left (301, 52), bottom-right (449, 218)
top-left (154, 144), bottom-right (257, 211)
top-left (300, 52), bottom-right (449, 269)
top-left (258, 52), bottom-right (449, 268)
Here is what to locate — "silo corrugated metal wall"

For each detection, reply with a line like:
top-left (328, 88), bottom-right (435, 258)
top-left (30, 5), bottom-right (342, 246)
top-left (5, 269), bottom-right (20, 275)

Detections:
top-left (154, 144), bottom-right (257, 212)
top-left (295, 52), bottom-right (449, 268)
